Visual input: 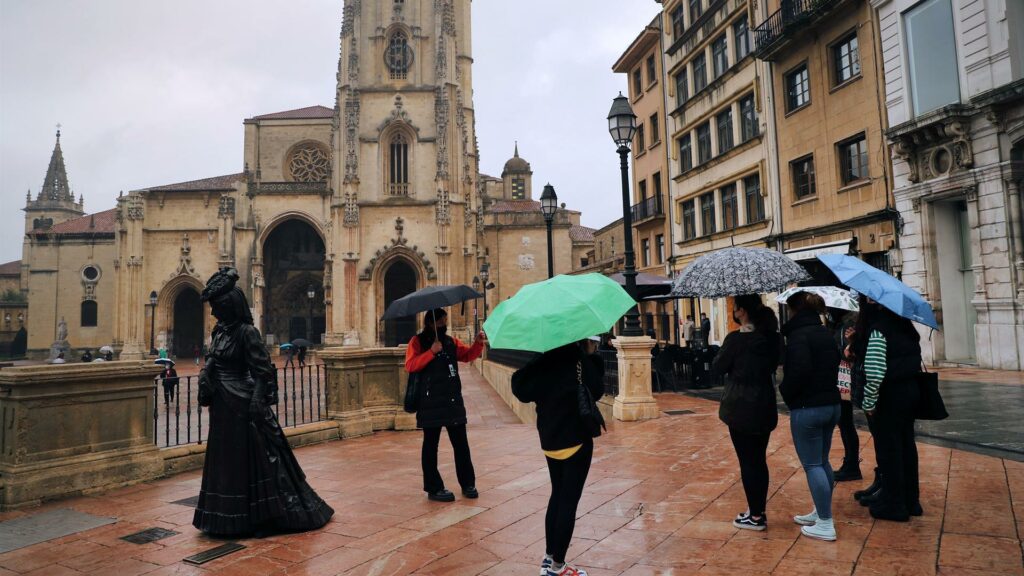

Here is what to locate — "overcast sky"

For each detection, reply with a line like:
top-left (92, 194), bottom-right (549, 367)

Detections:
top-left (0, 0), bottom-right (662, 264)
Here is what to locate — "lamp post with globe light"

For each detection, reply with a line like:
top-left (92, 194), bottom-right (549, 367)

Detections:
top-left (540, 184), bottom-right (558, 279)
top-left (607, 93), bottom-right (643, 337)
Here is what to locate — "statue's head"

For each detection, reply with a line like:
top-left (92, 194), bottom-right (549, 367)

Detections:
top-left (202, 267), bottom-right (253, 325)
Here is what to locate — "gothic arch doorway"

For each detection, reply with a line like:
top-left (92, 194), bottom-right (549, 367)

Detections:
top-left (383, 260), bottom-right (418, 347)
top-left (172, 288), bottom-right (204, 358)
top-left (263, 219), bottom-right (325, 345)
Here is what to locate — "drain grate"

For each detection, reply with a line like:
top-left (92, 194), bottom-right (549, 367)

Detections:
top-left (663, 409), bottom-right (695, 416)
top-left (121, 527), bottom-right (179, 544)
top-left (184, 542), bottom-right (246, 565)
top-left (171, 495), bottom-right (200, 508)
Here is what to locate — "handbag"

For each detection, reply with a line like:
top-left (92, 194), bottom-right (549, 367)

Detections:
top-left (915, 367), bottom-right (948, 421)
top-left (403, 372), bottom-right (420, 414)
top-left (837, 360), bottom-right (852, 402)
top-left (576, 361), bottom-right (606, 438)
top-left (850, 361), bottom-right (867, 409)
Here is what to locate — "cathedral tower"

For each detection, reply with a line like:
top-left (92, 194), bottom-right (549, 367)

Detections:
top-left (330, 0), bottom-right (480, 346)
top-left (23, 128), bottom-right (84, 233)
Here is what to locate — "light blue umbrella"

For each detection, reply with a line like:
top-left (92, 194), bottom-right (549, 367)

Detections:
top-left (817, 254), bottom-right (939, 329)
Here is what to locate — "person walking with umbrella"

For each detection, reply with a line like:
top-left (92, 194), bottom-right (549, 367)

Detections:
top-left (779, 292), bottom-right (841, 541)
top-left (158, 360), bottom-right (179, 405)
top-left (406, 308), bottom-right (487, 502)
top-left (713, 295), bottom-right (782, 531)
top-left (282, 344), bottom-right (295, 368)
top-left (512, 336), bottom-right (605, 576)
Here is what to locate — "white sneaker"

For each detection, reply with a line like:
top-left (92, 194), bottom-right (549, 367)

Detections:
top-left (793, 508), bottom-right (818, 526)
top-left (801, 518), bottom-right (836, 541)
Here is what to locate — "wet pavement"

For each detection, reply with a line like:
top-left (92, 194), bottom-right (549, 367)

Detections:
top-left (0, 365), bottom-right (1020, 575)
top-left (682, 371), bottom-right (1024, 462)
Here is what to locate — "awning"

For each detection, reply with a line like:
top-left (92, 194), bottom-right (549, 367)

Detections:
top-left (784, 239), bottom-right (853, 262)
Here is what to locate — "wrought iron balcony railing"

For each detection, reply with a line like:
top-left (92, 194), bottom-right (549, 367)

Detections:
top-left (753, 0), bottom-right (843, 60)
top-left (631, 194), bottom-right (664, 222)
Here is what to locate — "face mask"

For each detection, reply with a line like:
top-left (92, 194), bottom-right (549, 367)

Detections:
top-left (435, 325), bottom-right (448, 337)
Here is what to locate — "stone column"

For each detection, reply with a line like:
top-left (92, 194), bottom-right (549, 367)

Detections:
top-left (612, 335), bottom-right (660, 421)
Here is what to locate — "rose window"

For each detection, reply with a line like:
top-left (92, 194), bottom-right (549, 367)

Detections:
top-left (288, 144), bottom-right (331, 182)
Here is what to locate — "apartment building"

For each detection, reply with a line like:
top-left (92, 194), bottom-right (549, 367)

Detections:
top-left (613, 15), bottom-right (677, 342)
top-left (873, 0), bottom-right (1024, 368)
top-left (752, 0), bottom-right (897, 283)
top-left (662, 0), bottom-right (773, 344)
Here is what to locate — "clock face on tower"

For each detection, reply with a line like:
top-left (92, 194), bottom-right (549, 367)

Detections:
top-left (512, 178), bottom-right (525, 200)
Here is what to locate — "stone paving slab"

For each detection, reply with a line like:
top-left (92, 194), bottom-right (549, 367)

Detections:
top-left (0, 509), bottom-right (115, 554)
top-left (0, 365), bottom-right (1020, 575)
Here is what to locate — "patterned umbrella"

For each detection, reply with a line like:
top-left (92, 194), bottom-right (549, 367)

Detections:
top-left (776, 286), bottom-right (859, 311)
top-left (671, 247), bottom-right (810, 298)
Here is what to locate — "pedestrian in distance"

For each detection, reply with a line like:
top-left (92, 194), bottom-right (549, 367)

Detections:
top-left (712, 294), bottom-right (782, 531)
top-left (297, 346), bottom-right (307, 368)
top-left (52, 351), bottom-right (66, 364)
top-left (104, 350), bottom-right (114, 361)
top-left (829, 308), bottom-right (862, 482)
top-left (850, 295), bottom-right (923, 522)
top-left (80, 349), bottom-right (93, 363)
top-left (158, 346), bottom-right (169, 360)
top-left (700, 312), bottom-right (712, 347)
top-left (512, 336), bottom-right (605, 576)
top-left (405, 308), bottom-right (486, 502)
top-left (283, 346), bottom-right (295, 368)
top-left (682, 315), bottom-right (696, 347)
top-left (161, 364), bottom-right (180, 405)
top-left (193, 267), bottom-right (333, 537)
top-left (193, 344), bottom-right (201, 366)
top-left (780, 292), bottom-right (842, 541)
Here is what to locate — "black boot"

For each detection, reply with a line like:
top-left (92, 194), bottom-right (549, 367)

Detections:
top-left (869, 500), bottom-right (909, 522)
top-left (834, 459), bottom-right (863, 482)
top-left (854, 468), bottom-right (881, 501)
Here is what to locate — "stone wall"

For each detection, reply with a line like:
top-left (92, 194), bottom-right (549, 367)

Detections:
top-left (478, 359), bottom-right (614, 425)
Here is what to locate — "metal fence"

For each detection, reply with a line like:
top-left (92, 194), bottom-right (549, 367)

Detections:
top-left (153, 363), bottom-right (328, 448)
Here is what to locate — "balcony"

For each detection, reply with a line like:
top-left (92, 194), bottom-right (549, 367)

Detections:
top-left (631, 194), bottom-right (664, 223)
top-left (753, 0), bottom-right (851, 61)
top-left (388, 183), bottom-right (410, 197)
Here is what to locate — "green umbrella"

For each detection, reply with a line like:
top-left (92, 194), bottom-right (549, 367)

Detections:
top-left (483, 273), bottom-right (636, 353)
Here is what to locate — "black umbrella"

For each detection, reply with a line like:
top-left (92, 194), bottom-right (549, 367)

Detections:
top-left (381, 284), bottom-right (483, 320)
top-left (609, 271), bottom-right (673, 299)
top-left (290, 338), bottom-right (314, 348)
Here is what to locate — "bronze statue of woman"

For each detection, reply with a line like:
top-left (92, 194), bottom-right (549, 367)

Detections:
top-left (193, 268), bottom-right (333, 536)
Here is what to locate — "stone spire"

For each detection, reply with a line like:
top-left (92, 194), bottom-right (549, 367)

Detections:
top-left (37, 128), bottom-right (73, 203)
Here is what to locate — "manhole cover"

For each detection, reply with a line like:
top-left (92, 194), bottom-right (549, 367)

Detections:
top-left (121, 527), bottom-right (179, 544)
top-left (171, 495), bottom-right (200, 508)
top-left (663, 409), bottom-right (695, 416)
top-left (184, 542), bottom-right (246, 565)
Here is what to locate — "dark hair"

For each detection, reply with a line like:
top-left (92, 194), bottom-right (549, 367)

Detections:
top-left (850, 295), bottom-right (918, 361)
top-left (733, 294), bottom-right (779, 333)
top-left (787, 292), bottom-right (826, 315)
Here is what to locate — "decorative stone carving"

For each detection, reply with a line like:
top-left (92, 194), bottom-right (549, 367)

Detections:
top-left (911, 196), bottom-right (923, 212)
top-left (464, 202), bottom-right (473, 228)
top-left (171, 234), bottom-right (199, 279)
top-left (379, 95), bottom-right (418, 134)
top-left (436, 188), bottom-right (451, 225)
top-left (344, 89), bottom-right (361, 184)
top-left (343, 192), bottom-right (360, 227)
top-left (518, 254), bottom-right (535, 271)
top-left (889, 113), bottom-right (974, 184)
top-left (341, 0), bottom-right (360, 37)
top-left (218, 196), bottom-right (235, 218)
top-left (359, 218), bottom-right (437, 280)
top-left (964, 185), bottom-right (978, 202)
top-left (126, 194), bottom-right (144, 220)
top-left (392, 0), bottom-right (404, 22)
top-left (435, 87), bottom-right (450, 180)
top-left (288, 143), bottom-right (331, 182)
top-left (436, 35), bottom-right (447, 80)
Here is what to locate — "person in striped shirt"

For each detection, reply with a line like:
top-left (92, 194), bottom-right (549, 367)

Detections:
top-left (851, 297), bottom-right (923, 522)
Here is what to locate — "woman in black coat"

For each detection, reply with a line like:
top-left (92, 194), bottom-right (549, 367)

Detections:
top-left (780, 292), bottom-right (841, 541)
top-left (713, 294), bottom-right (781, 531)
top-left (512, 338), bottom-right (604, 576)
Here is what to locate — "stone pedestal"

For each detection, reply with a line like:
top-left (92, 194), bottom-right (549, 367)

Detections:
top-left (0, 361), bottom-right (165, 509)
top-left (320, 345), bottom-right (412, 438)
top-left (612, 335), bottom-right (660, 422)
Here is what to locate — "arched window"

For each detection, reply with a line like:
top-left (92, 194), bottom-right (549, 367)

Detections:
top-left (386, 31), bottom-right (412, 80)
top-left (389, 132), bottom-right (409, 196)
top-left (81, 300), bottom-right (97, 327)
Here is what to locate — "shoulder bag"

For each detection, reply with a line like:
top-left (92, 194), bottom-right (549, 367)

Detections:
top-left (403, 372), bottom-right (420, 414)
top-left (577, 361), bottom-right (606, 438)
top-left (915, 365), bottom-right (948, 421)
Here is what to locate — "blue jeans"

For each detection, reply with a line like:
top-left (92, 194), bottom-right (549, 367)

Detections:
top-left (790, 404), bottom-right (841, 520)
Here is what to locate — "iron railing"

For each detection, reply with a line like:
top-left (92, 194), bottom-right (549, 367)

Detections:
top-left (597, 349), bottom-right (619, 397)
top-left (153, 363), bottom-right (328, 448)
top-left (630, 194), bottom-right (664, 222)
top-left (753, 0), bottom-right (838, 56)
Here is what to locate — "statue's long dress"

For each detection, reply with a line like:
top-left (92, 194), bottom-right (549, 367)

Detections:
top-left (192, 322), bottom-right (334, 535)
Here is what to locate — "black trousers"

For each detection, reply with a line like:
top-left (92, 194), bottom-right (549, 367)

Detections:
top-left (838, 400), bottom-right (860, 466)
top-left (729, 428), bottom-right (771, 517)
top-left (162, 382), bottom-right (176, 404)
top-left (421, 424), bottom-right (476, 493)
top-left (545, 440), bottom-right (593, 564)
top-left (873, 382), bottom-right (920, 511)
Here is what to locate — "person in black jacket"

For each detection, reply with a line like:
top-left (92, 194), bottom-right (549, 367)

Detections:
top-left (780, 292), bottom-right (842, 541)
top-left (512, 338), bottom-right (604, 576)
top-left (161, 365), bottom-right (180, 404)
top-left (712, 294), bottom-right (781, 531)
top-left (405, 308), bottom-right (486, 502)
top-left (829, 309), bottom-right (862, 482)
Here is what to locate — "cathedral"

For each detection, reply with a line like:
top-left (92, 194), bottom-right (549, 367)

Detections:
top-left (6, 0), bottom-right (595, 359)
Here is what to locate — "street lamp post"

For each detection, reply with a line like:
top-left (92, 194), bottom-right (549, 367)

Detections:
top-left (471, 276), bottom-right (481, 334)
top-left (480, 263), bottom-right (492, 321)
top-left (608, 93), bottom-right (643, 337)
top-left (148, 291), bottom-right (158, 356)
top-left (306, 284), bottom-right (316, 344)
top-left (540, 183), bottom-right (558, 279)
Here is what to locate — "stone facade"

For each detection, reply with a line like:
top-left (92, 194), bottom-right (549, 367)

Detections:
top-left (14, 1), bottom-right (595, 358)
top-left (873, 0), bottom-right (1024, 368)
